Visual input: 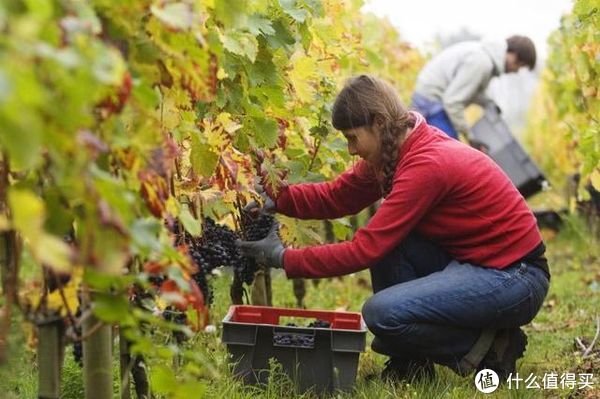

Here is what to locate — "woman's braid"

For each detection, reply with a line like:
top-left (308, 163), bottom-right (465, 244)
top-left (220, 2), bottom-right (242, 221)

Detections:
top-left (380, 114), bottom-right (414, 197)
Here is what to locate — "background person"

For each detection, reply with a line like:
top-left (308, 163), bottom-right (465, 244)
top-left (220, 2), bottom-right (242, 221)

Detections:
top-left (238, 75), bottom-right (549, 381)
top-left (411, 36), bottom-right (536, 139)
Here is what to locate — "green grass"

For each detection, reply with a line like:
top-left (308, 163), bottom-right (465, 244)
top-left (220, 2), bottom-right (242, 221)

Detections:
top-left (1, 218), bottom-right (599, 398)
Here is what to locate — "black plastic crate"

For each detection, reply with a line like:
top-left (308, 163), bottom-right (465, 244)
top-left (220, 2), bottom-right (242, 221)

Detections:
top-left (221, 305), bottom-right (367, 394)
top-left (471, 107), bottom-right (547, 198)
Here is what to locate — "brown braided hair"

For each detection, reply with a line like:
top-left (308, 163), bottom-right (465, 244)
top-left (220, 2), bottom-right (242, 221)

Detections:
top-left (331, 75), bottom-right (415, 197)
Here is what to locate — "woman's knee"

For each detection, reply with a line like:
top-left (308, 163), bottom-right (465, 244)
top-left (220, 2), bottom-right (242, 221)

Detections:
top-left (362, 295), bottom-right (388, 332)
top-left (362, 294), bottom-right (414, 335)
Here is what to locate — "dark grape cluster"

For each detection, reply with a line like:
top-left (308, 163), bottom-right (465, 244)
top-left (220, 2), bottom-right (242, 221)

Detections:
top-left (307, 320), bottom-right (331, 329)
top-left (189, 218), bottom-right (244, 273)
top-left (191, 269), bottom-right (213, 306)
top-left (72, 305), bottom-right (83, 366)
top-left (162, 306), bottom-right (187, 343)
top-left (242, 211), bottom-right (276, 241)
top-left (273, 332), bottom-right (315, 348)
top-left (284, 319), bottom-right (331, 329)
top-left (73, 340), bottom-right (83, 365)
top-left (148, 274), bottom-right (165, 287)
top-left (164, 213), bottom-right (278, 302)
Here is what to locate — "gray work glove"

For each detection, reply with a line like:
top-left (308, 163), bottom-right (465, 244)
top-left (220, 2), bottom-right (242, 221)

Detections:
top-left (236, 222), bottom-right (285, 268)
top-left (244, 182), bottom-right (276, 214)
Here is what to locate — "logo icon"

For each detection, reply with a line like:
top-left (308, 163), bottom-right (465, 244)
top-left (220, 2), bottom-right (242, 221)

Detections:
top-left (475, 368), bottom-right (500, 393)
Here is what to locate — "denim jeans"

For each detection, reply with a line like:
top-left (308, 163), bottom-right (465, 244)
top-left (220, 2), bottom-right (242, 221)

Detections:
top-left (362, 234), bottom-right (550, 371)
top-left (411, 93), bottom-right (459, 139)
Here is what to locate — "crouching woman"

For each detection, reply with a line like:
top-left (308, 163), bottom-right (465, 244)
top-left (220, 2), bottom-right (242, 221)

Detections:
top-left (238, 75), bottom-right (550, 381)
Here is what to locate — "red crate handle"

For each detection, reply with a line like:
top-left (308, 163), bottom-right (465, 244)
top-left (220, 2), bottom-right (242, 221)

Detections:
top-left (229, 305), bottom-right (363, 331)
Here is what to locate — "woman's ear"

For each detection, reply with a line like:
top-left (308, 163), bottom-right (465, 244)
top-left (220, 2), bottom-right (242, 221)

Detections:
top-left (373, 114), bottom-right (385, 129)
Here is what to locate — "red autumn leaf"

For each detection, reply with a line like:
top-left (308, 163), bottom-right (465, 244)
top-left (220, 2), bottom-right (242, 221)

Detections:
top-left (138, 170), bottom-right (169, 217)
top-left (187, 279), bottom-right (205, 311)
top-left (188, 280), bottom-right (210, 328)
top-left (160, 279), bottom-right (188, 311)
top-left (96, 71), bottom-right (133, 117)
top-left (143, 261), bottom-right (164, 275)
top-left (277, 118), bottom-right (288, 149)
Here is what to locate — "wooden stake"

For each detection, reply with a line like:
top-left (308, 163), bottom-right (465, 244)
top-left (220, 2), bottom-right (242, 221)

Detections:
top-left (83, 292), bottom-right (113, 399)
top-left (37, 319), bottom-right (64, 399)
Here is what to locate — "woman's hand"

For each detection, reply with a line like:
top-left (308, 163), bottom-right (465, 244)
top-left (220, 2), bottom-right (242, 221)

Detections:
top-left (236, 221), bottom-right (285, 268)
top-left (244, 182), bottom-right (276, 214)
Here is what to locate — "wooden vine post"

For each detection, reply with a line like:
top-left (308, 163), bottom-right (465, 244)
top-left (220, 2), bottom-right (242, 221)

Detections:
top-left (80, 229), bottom-right (115, 399)
top-left (83, 293), bottom-right (113, 399)
top-left (37, 316), bottom-right (65, 399)
top-left (251, 264), bottom-right (272, 306)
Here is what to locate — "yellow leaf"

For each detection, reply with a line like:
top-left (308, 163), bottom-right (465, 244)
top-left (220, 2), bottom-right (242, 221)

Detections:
top-left (0, 214), bottom-right (10, 231)
top-left (7, 189), bottom-right (72, 272)
top-left (217, 67), bottom-right (228, 80)
top-left (157, 90), bottom-right (181, 131)
top-left (222, 190), bottom-right (237, 204)
top-left (196, 188), bottom-right (222, 205)
top-left (166, 196), bottom-right (181, 216)
top-left (288, 51), bottom-right (318, 103)
top-left (8, 189), bottom-right (44, 238)
top-left (216, 112), bottom-right (242, 134)
top-left (590, 168), bottom-right (600, 191)
top-left (37, 234), bottom-right (72, 273)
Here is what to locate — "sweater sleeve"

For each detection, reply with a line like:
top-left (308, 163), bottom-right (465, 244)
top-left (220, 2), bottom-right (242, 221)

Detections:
top-left (275, 161), bottom-right (382, 220)
top-left (283, 156), bottom-right (448, 278)
top-left (442, 53), bottom-right (493, 136)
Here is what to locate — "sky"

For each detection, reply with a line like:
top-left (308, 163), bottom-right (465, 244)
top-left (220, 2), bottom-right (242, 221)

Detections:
top-left (361, 0), bottom-right (574, 63)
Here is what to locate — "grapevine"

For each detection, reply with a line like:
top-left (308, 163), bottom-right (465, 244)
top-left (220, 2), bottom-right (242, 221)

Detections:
top-left (524, 0), bottom-right (599, 202)
top-left (0, 0), bottom-right (424, 394)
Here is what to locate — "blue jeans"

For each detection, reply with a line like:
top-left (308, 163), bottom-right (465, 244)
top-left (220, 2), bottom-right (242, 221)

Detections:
top-left (411, 93), bottom-right (459, 139)
top-left (362, 234), bottom-right (549, 371)
top-left (426, 110), bottom-right (459, 139)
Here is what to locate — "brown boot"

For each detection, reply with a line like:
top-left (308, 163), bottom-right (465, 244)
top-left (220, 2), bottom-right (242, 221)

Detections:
top-left (478, 328), bottom-right (528, 380)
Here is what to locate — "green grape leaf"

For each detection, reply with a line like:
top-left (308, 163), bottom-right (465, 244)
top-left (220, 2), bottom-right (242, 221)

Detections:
top-left (43, 189), bottom-right (74, 235)
top-left (133, 81), bottom-right (161, 109)
top-left (24, 0), bottom-right (54, 22)
top-left (93, 293), bottom-right (135, 325)
top-left (332, 218), bottom-right (352, 241)
top-left (249, 116), bottom-right (278, 148)
top-left (279, 0), bottom-right (309, 23)
top-left (213, 0), bottom-right (248, 29)
top-left (0, 121), bottom-right (43, 170)
top-left (220, 31), bottom-right (259, 62)
top-left (130, 218), bottom-right (162, 255)
top-left (179, 208), bottom-right (201, 237)
top-left (190, 133), bottom-right (219, 178)
top-left (247, 14), bottom-right (275, 36)
top-left (174, 382), bottom-right (208, 399)
top-left (265, 20), bottom-right (295, 48)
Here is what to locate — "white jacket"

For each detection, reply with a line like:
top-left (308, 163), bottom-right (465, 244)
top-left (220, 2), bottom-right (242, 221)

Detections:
top-left (414, 40), bottom-right (506, 135)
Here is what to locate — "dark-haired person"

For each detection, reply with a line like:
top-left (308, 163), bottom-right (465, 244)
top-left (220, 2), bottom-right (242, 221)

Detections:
top-left (238, 75), bottom-right (549, 382)
top-left (411, 35), bottom-right (536, 139)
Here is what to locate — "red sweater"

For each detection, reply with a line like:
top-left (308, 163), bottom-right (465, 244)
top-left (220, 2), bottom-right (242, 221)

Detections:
top-left (276, 113), bottom-right (542, 279)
